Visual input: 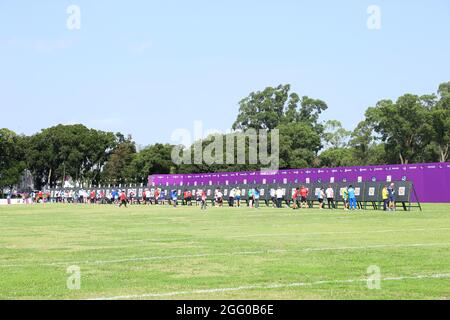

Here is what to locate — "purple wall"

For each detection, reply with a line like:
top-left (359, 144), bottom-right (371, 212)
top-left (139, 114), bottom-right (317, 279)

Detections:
top-left (148, 163), bottom-right (450, 203)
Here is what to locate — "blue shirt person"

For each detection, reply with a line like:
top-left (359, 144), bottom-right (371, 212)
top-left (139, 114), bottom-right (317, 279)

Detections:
top-left (171, 190), bottom-right (178, 207)
top-left (347, 185), bottom-right (357, 210)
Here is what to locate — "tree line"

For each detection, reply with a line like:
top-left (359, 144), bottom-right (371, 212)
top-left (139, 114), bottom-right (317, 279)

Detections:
top-left (0, 81), bottom-right (448, 190)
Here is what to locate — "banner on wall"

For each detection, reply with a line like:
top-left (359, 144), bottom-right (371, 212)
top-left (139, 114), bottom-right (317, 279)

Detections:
top-left (149, 162), bottom-right (450, 203)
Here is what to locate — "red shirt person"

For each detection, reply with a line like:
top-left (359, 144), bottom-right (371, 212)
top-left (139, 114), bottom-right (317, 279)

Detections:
top-left (299, 186), bottom-right (309, 208)
top-left (119, 191), bottom-right (127, 207)
top-left (37, 191), bottom-right (43, 202)
top-left (90, 191), bottom-right (96, 204)
top-left (300, 186), bottom-right (309, 199)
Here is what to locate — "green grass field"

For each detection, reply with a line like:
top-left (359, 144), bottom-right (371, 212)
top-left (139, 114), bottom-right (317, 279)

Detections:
top-left (0, 203), bottom-right (449, 300)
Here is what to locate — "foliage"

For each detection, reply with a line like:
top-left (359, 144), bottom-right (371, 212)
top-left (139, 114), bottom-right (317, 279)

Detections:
top-left (0, 129), bottom-right (26, 191)
top-left (2, 82), bottom-right (450, 189)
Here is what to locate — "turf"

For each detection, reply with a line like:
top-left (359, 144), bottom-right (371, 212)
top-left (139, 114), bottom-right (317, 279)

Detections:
top-left (0, 203), bottom-right (449, 300)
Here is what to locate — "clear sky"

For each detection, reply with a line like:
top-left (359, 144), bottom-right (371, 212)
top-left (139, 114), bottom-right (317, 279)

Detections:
top-left (0, 0), bottom-right (449, 146)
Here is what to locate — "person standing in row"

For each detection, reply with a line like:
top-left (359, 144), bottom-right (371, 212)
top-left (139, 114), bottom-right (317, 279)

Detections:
top-left (119, 190), bottom-right (127, 208)
top-left (382, 185), bottom-right (389, 211)
top-left (276, 187), bottom-right (284, 208)
top-left (292, 188), bottom-right (300, 209)
top-left (145, 189), bottom-right (151, 205)
top-left (326, 185), bottom-right (335, 209)
top-left (201, 190), bottom-right (207, 210)
top-left (388, 183), bottom-right (396, 211)
top-left (229, 188), bottom-right (235, 207)
top-left (317, 187), bottom-right (325, 209)
top-left (216, 189), bottom-right (223, 207)
top-left (171, 190), bottom-right (178, 208)
top-left (341, 187), bottom-right (349, 211)
top-left (154, 189), bottom-right (160, 205)
top-left (254, 188), bottom-right (260, 209)
top-left (270, 188), bottom-right (276, 207)
top-left (247, 188), bottom-right (254, 208)
top-left (235, 188), bottom-right (241, 207)
top-left (90, 190), bottom-right (96, 204)
top-left (299, 186), bottom-right (309, 209)
top-left (196, 190), bottom-right (202, 206)
top-left (348, 185), bottom-right (357, 210)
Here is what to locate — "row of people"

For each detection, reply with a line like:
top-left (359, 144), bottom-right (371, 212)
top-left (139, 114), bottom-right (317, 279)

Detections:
top-left (293, 184), bottom-right (396, 211)
top-left (28, 182), bottom-right (397, 212)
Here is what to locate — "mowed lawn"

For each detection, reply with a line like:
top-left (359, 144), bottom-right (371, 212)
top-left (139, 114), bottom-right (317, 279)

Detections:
top-left (0, 203), bottom-right (449, 300)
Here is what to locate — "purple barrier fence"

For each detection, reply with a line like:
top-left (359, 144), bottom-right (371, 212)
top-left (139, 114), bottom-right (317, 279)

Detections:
top-left (148, 163), bottom-right (450, 203)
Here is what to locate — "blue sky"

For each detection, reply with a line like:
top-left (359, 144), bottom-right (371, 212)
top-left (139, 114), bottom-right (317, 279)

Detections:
top-left (0, 0), bottom-right (449, 146)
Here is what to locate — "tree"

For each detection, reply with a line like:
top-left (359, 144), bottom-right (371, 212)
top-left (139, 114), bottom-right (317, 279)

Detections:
top-left (0, 129), bottom-right (26, 192)
top-left (278, 122), bottom-right (322, 169)
top-left (129, 144), bottom-right (175, 182)
top-left (102, 136), bottom-right (137, 185)
top-left (297, 96), bottom-right (328, 126)
top-left (318, 148), bottom-right (358, 168)
top-left (365, 94), bottom-right (434, 164)
top-left (26, 125), bottom-right (118, 188)
top-left (317, 121), bottom-right (356, 167)
top-left (233, 85), bottom-right (291, 131)
top-left (323, 120), bottom-right (351, 149)
top-left (430, 82), bottom-right (450, 162)
top-left (348, 120), bottom-right (374, 165)
top-left (82, 130), bottom-right (118, 185)
top-left (232, 84), bottom-right (327, 169)
top-left (2, 81), bottom-right (449, 191)
top-left (346, 120), bottom-right (388, 165)
top-left (232, 84), bottom-right (327, 131)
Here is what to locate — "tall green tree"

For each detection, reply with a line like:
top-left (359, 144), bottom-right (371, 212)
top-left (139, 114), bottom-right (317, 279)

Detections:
top-left (365, 94), bottom-right (434, 164)
top-left (430, 82), bottom-right (450, 162)
top-left (26, 125), bottom-right (117, 188)
top-left (278, 122), bottom-right (322, 169)
top-left (233, 85), bottom-right (291, 130)
top-left (232, 84), bottom-right (327, 131)
top-left (318, 148), bottom-right (358, 168)
top-left (348, 120), bottom-right (374, 165)
top-left (0, 129), bottom-right (26, 191)
top-left (102, 136), bottom-right (137, 185)
top-left (232, 84), bottom-right (327, 169)
top-left (128, 143), bottom-right (176, 182)
top-left (323, 120), bottom-right (351, 149)
top-left (317, 121), bottom-right (354, 168)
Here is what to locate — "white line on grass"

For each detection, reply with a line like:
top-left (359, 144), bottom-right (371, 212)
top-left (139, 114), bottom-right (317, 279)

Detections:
top-left (226, 227), bottom-right (450, 239)
top-left (91, 272), bottom-right (450, 300)
top-left (1, 242), bottom-right (449, 268)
